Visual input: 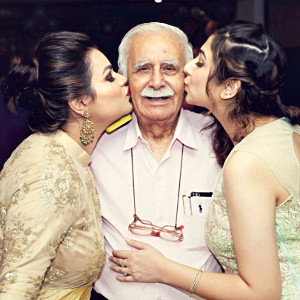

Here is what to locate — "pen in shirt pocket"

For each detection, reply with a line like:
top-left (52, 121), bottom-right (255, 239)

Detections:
top-left (182, 192), bottom-right (213, 215)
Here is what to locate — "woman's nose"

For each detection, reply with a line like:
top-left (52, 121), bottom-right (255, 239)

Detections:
top-left (184, 61), bottom-right (193, 76)
top-left (117, 73), bottom-right (128, 86)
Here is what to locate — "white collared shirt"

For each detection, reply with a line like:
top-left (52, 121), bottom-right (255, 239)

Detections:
top-left (91, 109), bottom-right (222, 300)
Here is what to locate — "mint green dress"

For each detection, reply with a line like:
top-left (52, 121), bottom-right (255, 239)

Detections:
top-left (205, 118), bottom-right (300, 299)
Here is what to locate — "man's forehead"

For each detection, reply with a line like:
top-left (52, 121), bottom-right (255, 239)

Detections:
top-left (129, 44), bottom-right (185, 67)
top-left (128, 32), bottom-right (185, 59)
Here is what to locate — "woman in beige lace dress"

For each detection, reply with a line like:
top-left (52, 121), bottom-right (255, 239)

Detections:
top-left (0, 31), bottom-right (132, 299)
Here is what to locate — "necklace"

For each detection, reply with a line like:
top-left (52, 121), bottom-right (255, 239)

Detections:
top-left (130, 144), bottom-right (184, 229)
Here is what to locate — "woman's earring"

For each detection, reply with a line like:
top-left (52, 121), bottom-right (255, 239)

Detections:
top-left (80, 109), bottom-right (94, 146)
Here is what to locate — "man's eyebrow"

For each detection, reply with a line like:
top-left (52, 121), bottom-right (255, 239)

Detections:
top-left (132, 60), bottom-right (181, 72)
top-left (132, 60), bottom-right (149, 72)
top-left (162, 60), bottom-right (180, 69)
top-left (199, 49), bottom-right (206, 60)
top-left (103, 65), bottom-right (113, 74)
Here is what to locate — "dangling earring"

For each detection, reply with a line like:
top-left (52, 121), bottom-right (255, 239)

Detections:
top-left (80, 109), bottom-right (94, 146)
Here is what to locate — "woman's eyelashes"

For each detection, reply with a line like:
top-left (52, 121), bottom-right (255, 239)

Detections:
top-left (196, 62), bottom-right (204, 67)
top-left (106, 76), bottom-right (115, 82)
top-left (105, 70), bottom-right (116, 82)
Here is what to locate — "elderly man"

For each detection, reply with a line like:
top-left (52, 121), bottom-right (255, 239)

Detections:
top-left (90, 22), bottom-right (221, 300)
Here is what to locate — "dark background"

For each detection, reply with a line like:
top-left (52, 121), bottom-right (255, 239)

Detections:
top-left (1, 0), bottom-right (299, 169)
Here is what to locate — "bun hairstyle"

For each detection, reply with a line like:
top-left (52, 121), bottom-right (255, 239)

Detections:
top-left (2, 31), bottom-right (96, 133)
top-left (205, 20), bottom-right (300, 166)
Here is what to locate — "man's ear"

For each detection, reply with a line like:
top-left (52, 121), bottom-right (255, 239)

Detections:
top-left (220, 79), bottom-right (241, 100)
top-left (68, 97), bottom-right (91, 115)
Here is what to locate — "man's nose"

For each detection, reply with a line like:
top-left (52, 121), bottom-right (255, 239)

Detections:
top-left (149, 69), bottom-right (165, 89)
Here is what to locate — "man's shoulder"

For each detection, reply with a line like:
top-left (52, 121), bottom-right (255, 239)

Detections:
top-left (182, 109), bottom-right (214, 131)
top-left (101, 123), bottom-right (129, 143)
top-left (93, 122), bottom-right (130, 159)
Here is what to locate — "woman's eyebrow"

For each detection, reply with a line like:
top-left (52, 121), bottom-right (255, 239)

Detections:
top-left (199, 49), bottom-right (206, 60)
top-left (103, 65), bottom-right (113, 74)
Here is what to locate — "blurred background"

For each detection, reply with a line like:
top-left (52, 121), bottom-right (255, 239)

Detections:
top-left (0, 0), bottom-right (299, 169)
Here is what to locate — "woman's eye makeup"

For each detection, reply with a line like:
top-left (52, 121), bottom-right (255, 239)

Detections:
top-left (105, 71), bottom-right (115, 82)
top-left (195, 51), bottom-right (206, 68)
top-left (106, 76), bottom-right (115, 82)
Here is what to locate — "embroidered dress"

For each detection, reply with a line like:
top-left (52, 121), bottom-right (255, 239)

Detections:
top-left (206, 118), bottom-right (300, 299)
top-left (0, 130), bottom-right (105, 299)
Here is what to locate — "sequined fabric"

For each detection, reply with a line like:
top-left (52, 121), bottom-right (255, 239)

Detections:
top-left (0, 130), bottom-right (105, 299)
top-left (206, 118), bottom-right (300, 299)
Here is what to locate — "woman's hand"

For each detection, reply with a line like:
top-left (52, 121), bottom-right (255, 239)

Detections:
top-left (109, 238), bottom-right (167, 283)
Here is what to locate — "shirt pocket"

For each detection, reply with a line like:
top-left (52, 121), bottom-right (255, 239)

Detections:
top-left (180, 196), bottom-right (212, 249)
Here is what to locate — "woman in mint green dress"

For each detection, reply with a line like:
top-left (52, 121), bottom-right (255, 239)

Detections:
top-left (108, 21), bottom-right (300, 299)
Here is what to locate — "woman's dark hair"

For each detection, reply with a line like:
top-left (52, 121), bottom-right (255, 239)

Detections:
top-left (2, 31), bottom-right (96, 132)
top-left (205, 20), bottom-right (300, 166)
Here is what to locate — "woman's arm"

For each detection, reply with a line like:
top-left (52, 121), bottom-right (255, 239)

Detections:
top-left (110, 151), bottom-right (283, 300)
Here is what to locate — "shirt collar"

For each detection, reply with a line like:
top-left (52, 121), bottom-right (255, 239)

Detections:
top-left (123, 109), bottom-right (199, 151)
top-left (54, 130), bottom-right (92, 166)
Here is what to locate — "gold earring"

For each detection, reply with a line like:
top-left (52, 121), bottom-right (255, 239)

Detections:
top-left (80, 109), bottom-right (94, 146)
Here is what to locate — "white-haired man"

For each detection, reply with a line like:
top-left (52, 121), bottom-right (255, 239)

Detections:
top-left (90, 22), bottom-right (222, 300)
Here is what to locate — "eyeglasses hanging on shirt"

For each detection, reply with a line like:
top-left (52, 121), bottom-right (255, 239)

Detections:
top-left (128, 145), bottom-right (185, 242)
top-left (128, 214), bottom-right (184, 242)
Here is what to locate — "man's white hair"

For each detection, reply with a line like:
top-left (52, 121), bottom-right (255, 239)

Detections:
top-left (118, 22), bottom-right (193, 76)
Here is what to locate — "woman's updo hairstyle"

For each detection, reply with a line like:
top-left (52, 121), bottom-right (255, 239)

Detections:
top-left (2, 31), bottom-right (96, 132)
top-left (205, 20), bottom-right (300, 166)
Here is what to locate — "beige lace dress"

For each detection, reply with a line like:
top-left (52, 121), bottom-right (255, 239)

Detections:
top-left (0, 130), bottom-right (105, 299)
top-left (206, 118), bottom-right (300, 299)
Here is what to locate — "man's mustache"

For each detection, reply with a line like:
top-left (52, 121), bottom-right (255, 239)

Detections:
top-left (140, 86), bottom-right (175, 98)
